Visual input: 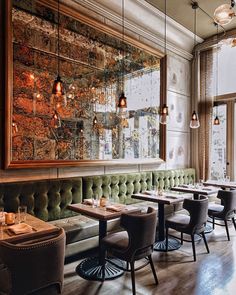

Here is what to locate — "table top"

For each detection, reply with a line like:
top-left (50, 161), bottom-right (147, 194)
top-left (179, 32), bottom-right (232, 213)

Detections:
top-left (67, 203), bottom-right (140, 221)
top-left (0, 213), bottom-right (58, 241)
top-left (171, 185), bottom-right (219, 196)
top-left (203, 180), bottom-right (236, 189)
top-left (132, 191), bottom-right (192, 205)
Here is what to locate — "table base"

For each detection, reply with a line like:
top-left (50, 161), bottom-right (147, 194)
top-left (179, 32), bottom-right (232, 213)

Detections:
top-left (204, 223), bottom-right (213, 234)
top-left (154, 237), bottom-right (181, 252)
top-left (76, 257), bottom-right (124, 281)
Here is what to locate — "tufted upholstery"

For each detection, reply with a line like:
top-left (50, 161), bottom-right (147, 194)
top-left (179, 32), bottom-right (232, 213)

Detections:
top-left (153, 168), bottom-right (195, 190)
top-left (0, 169), bottom-right (195, 258)
top-left (0, 178), bottom-right (82, 221)
top-left (82, 172), bottom-right (152, 205)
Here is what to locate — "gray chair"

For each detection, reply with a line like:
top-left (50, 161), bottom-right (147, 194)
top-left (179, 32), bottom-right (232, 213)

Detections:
top-left (101, 207), bottom-right (158, 295)
top-left (208, 190), bottom-right (236, 241)
top-left (0, 228), bottom-right (65, 295)
top-left (165, 196), bottom-right (209, 261)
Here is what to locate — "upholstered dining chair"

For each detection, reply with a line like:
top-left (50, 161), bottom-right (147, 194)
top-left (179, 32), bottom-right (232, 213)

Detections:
top-left (0, 228), bottom-right (65, 295)
top-left (208, 189), bottom-right (236, 241)
top-left (165, 196), bottom-right (209, 261)
top-left (101, 207), bottom-right (158, 295)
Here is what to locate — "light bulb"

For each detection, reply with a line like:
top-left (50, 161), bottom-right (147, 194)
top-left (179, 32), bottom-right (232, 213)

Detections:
top-left (214, 116), bottom-right (220, 125)
top-left (52, 75), bottom-right (64, 96)
top-left (50, 111), bottom-right (61, 128)
top-left (214, 4), bottom-right (235, 25)
top-left (117, 92), bottom-right (127, 108)
top-left (159, 104), bottom-right (169, 125)
top-left (190, 111), bottom-right (200, 129)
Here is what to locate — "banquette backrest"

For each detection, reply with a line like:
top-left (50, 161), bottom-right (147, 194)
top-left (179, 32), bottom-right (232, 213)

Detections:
top-left (82, 172), bottom-right (153, 204)
top-left (0, 169), bottom-right (195, 221)
top-left (0, 178), bottom-right (83, 221)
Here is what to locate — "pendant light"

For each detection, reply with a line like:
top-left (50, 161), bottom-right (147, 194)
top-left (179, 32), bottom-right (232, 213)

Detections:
top-left (214, 0), bottom-right (235, 26)
top-left (190, 2), bottom-right (200, 129)
top-left (52, 0), bottom-right (64, 96)
top-left (214, 24), bottom-right (220, 126)
top-left (12, 121), bottom-right (18, 135)
top-left (117, 0), bottom-right (127, 109)
top-left (50, 110), bottom-right (61, 128)
top-left (159, 0), bottom-right (169, 125)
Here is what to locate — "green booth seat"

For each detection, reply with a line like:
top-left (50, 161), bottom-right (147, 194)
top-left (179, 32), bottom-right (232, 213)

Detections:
top-left (0, 168), bottom-right (196, 258)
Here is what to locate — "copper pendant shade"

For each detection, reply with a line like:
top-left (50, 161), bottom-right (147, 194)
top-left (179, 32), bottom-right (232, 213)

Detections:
top-left (213, 115), bottom-right (220, 125)
top-left (52, 0), bottom-right (64, 95)
top-left (52, 75), bottom-right (64, 96)
top-left (117, 92), bottom-right (127, 108)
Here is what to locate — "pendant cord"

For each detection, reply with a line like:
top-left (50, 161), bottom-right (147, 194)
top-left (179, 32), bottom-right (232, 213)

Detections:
top-left (122, 0), bottom-right (125, 93)
top-left (164, 0), bottom-right (167, 55)
top-left (57, 0), bottom-right (60, 77)
top-left (193, 6), bottom-right (196, 105)
top-left (216, 24), bottom-right (219, 116)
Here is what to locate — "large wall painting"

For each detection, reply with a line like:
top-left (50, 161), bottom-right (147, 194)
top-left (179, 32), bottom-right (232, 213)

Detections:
top-left (5, 0), bottom-right (165, 168)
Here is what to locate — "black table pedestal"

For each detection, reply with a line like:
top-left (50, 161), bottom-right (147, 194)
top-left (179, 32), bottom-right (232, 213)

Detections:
top-left (76, 257), bottom-right (124, 281)
top-left (154, 203), bottom-right (181, 252)
top-left (76, 220), bottom-right (124, 281)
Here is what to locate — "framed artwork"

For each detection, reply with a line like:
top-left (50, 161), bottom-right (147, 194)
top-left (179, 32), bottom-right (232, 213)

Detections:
top-left (3, 0), bottom-right (166, 169)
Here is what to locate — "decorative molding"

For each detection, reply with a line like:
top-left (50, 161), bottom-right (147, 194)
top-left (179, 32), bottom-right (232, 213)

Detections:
top-left (66, 0), bottom-right (204, 60)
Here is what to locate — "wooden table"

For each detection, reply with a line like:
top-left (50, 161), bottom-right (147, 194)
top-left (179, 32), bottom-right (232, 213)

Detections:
top-left (171, 185), bottom-right (219, 200)
top-left (67, 203), bottom-right (139, 281)
top-left (132, 192), bottom-right (192, 252)
top-left (0, 213), bottom-right (59, 241)
top-left (203, 180), bottom-right (236, 190)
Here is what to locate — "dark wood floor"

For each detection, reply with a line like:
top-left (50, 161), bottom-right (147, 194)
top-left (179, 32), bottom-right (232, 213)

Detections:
top-left (63, 223), bottom-right (236, 295)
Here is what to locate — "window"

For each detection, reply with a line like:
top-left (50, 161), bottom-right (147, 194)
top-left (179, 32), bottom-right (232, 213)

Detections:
top-left (211, 104), bottom-right (227, 180)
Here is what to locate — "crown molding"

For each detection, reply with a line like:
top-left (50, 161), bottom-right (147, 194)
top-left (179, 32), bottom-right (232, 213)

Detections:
top-left (65, 0), bottom-right (204, 60)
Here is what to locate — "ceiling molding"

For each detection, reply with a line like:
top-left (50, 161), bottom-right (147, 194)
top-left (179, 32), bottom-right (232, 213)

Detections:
top-left (66, 0), bottom-right (204, 60)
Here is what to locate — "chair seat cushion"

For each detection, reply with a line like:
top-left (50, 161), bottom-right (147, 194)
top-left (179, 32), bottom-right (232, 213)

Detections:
top-left (102, 231), bottom-right (129, 250)
top-left (208, 204), bottom-right (224, 216)
top-left (165, 214), bottom-right (190, 230)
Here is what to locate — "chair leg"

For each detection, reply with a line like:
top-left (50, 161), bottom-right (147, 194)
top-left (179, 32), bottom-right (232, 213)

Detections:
top-left (126, 261), bottom-right (129, 271)
top-left (165, 227), bottom-right (168, 252)
top-left (212, 216), bottom-right (215, 229)
top-left (232, 217), bottom-right (236, 231)
top-left (224, 220), bottom-right (230, 241)
top-left (202, 232), bottom-right (210, 253)
top-left (191, 234), bottom-right (196, 262)
top-left (130, 261), bottom-right (136, 295)
top-left (148, 255), bottom-right (158, 285)
top-left (181, 232), bottom-right (183, 245)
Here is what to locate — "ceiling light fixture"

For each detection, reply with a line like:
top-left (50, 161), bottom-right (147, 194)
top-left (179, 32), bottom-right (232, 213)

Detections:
top-left (117, 0), bottom-right (127, 109)
top-left (190, 2), bottom-right (200, 129)
top-left (52, 0), bottom-right (64, 96)
top-left (214, 0), bottom-right (235, 26)
top-left (159, 0), bottom-right (169, 125)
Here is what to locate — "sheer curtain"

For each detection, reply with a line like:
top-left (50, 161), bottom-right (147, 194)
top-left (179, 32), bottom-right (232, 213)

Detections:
top-left (191, 48), bottom-right (214, 181)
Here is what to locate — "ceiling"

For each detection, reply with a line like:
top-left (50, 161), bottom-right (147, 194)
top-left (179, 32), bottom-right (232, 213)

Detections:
top-left (146, 0), bottom-right (236, 39)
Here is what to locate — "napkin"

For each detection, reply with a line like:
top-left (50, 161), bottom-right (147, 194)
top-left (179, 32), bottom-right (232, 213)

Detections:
top-left (8, 223), bottom-right (33, 235)
top-left (106, 204), bottom-right (126, 212)
top-left (83, 199), bottom-right (93, 205)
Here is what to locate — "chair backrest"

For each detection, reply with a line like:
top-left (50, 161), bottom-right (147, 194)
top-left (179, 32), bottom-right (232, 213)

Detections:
top-left (0, 228), bottom-right (65, 295)
top-left (217, 190), bottom-right (236, 218)
top-left (183, 196), bottom-right (208, 234)
top-left (120, 207), bottom-right (157, 260)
